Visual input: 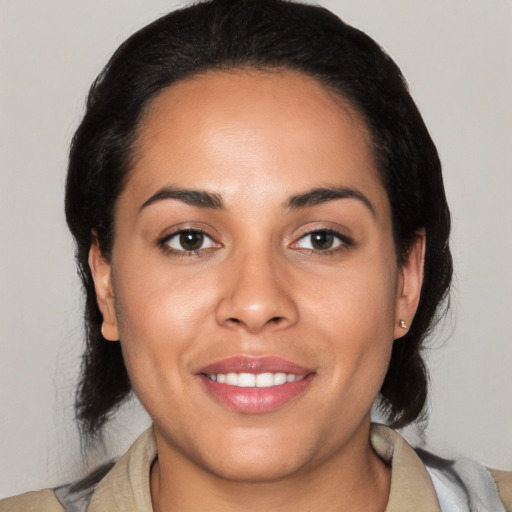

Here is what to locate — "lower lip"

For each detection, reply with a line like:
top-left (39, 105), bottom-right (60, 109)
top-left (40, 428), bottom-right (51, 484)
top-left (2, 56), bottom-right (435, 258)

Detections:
top-left (199, 374), bottom-right (314, 414)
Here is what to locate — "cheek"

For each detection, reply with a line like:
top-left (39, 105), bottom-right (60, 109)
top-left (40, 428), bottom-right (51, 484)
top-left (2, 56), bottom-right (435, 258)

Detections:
top-left (303, 256), bottom-right (398, 391)
top-left (115, 257), bottom-right (217, 334)
top-left (111, 260), bottom-right (220, 389)
top-left (305, 255), bottom-right (398, 336)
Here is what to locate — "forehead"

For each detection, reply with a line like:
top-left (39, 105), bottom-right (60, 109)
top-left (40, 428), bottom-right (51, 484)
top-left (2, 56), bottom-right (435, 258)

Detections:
top-left (123, 69), bottom-right (389, 218)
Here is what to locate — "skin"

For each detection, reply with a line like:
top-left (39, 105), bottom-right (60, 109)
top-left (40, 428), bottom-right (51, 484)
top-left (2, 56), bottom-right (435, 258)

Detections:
top-left (90, 70), bottom-right (425, 511)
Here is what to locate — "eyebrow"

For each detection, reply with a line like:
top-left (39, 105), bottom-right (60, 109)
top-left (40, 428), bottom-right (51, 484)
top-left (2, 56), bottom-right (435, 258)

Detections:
top-left (139, 184), bottom-right (375, 217)
top-left (285, 186), bottom-right (376, 217)
top-left (139, 186), bottom-right (224, 211)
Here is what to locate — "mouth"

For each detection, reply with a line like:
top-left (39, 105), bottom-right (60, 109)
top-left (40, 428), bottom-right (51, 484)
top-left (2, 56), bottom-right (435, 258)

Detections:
top-left (197, 356), bottom-right (314, 413)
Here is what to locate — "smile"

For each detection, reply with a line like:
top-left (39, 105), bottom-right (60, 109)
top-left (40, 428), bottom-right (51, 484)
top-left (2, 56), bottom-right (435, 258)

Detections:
top-left (198, 356), bottom-right (314, 413)
top-left (205, 372), bottom-right (304, 387)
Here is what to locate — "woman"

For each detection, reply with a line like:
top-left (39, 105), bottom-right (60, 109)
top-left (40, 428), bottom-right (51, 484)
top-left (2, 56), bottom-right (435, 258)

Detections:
top-left (1, 0), bottom-right (510, 510)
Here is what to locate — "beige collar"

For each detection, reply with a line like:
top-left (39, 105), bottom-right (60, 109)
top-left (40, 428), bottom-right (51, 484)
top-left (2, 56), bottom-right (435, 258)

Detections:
top-left (371, 424), bottom-right (441, 511)
top-left (87, 424), bottom-right (440, 511)
top-left (87, 426), bottom-right (156, 512)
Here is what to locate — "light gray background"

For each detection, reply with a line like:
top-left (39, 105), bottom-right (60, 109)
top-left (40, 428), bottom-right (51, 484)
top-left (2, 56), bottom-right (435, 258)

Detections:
top-left (1, 0), bottom-right (511, 498)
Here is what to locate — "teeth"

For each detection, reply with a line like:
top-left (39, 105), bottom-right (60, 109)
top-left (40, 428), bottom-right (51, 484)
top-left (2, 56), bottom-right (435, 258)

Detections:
top-left (206, 372), bottom-right (302, 387)
top-left (256, 372), bottom-right (274, 387)
top-left (274, 372), bottom-right (287, 385)
top-left (237, 373), bottom-right (255, 387)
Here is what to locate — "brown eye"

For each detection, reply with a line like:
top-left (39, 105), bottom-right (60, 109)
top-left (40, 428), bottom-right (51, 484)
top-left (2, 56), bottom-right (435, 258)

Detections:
top-left (310, 232), bottom-right (335, 250)
top-left (163, 230), bottom-right (217, 252)
top-left (179, 231), bottom-right (204, 251)
top-left (294, 229), bottom-right (349, 252)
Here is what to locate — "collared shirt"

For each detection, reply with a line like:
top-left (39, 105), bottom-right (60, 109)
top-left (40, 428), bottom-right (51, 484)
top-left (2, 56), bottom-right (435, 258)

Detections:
top-left (1, 424), bottom-right (510, 511)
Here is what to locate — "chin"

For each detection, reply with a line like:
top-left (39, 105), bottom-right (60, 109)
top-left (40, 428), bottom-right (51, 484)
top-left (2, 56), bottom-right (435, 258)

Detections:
top-left (192, 428), bottom-right (320, 483)
top-left (202, 451), bottom-right (308, 484)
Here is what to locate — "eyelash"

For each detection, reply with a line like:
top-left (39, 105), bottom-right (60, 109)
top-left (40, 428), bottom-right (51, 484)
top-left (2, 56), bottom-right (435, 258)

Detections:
top-left (158, 229), bottom-right (219, 257)
top-left (157, 227), bottom-right (353, 258)
top-left (291, 228), bottom-right (353, 255)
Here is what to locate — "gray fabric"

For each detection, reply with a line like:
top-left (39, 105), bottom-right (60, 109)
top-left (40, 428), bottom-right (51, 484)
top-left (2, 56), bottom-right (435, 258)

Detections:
top-left (54, 485), bottom-right (93, 512)
top-left (417, 448), bottom-right (506, 512)
top-left (54, 462), bottom-right (114, 512)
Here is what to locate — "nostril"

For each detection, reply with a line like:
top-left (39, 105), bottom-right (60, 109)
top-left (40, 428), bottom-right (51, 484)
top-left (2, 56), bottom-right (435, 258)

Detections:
top-left (225, 316), bottom-right (283, 328)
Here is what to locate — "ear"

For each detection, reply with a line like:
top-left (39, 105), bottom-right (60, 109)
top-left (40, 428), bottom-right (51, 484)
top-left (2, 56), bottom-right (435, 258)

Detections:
top-left (394, 229), bottom-right (426, 340)
top-left (88, 241), bottom-right (119, 341)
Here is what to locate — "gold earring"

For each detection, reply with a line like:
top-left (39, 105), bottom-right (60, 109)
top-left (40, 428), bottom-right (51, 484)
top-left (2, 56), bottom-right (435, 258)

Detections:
top-left (399, 319), bottom-right (407, 329)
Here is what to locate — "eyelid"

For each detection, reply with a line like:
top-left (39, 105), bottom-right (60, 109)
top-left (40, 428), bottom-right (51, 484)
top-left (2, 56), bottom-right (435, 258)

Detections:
top-left (157, 222), bottom-right (220, 242)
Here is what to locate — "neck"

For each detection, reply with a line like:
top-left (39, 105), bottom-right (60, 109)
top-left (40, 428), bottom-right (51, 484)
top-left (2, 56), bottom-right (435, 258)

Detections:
top-left (150, 421), bottom-right (391, 512)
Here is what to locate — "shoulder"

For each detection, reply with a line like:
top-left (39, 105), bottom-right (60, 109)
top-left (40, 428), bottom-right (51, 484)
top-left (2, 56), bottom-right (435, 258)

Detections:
top-left (371, 423), bottom-right (511, 511)
top-left (490, 468), bottom-right (512, 512)
top-left (0, 461), bottom-right (115, 512)
top-left (0, 489), bottom-right (65, 512)
top-left (415, 442), bottom-right (512, 512)
top-left (0, 427), bottom-right (156, 512)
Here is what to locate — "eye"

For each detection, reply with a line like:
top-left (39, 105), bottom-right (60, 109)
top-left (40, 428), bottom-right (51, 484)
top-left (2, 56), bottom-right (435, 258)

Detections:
top-left (162, 230), bottom-right (218, 252)
top-left (294, 229), bottom-right (349, 251)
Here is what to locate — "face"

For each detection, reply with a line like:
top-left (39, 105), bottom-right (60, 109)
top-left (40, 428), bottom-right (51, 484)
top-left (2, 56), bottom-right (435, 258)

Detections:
top-left (91, 70), bottom-right (423, 483)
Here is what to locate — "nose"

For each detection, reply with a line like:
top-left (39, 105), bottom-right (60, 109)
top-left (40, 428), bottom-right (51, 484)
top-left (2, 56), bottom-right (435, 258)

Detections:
top-left (215, 251), bottom-right (299, 333)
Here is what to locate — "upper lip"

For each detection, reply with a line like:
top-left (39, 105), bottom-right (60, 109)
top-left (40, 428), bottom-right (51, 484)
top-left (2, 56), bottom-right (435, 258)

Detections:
top-left (198, 355), bottom-right (312, 375)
